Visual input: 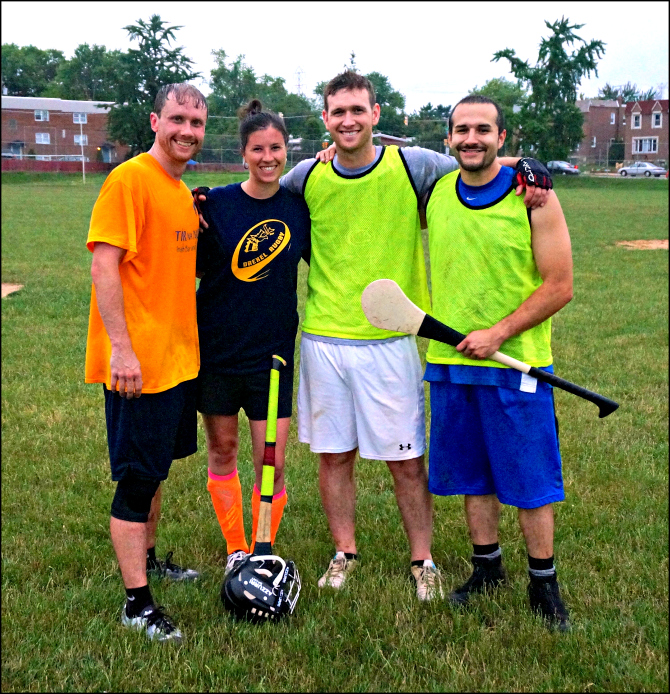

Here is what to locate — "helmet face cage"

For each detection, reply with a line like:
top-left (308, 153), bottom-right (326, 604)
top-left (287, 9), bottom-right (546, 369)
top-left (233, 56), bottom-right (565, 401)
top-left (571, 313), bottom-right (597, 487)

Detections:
top-left (221, 554), bottom-right (301, 623)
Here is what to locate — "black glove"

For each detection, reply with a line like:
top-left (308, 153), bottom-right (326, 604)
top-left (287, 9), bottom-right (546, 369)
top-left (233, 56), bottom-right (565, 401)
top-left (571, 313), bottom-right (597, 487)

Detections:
top-left (515, 158), bottom-right (553, 190)
top-left (191, 186), bottom-right (210, 217)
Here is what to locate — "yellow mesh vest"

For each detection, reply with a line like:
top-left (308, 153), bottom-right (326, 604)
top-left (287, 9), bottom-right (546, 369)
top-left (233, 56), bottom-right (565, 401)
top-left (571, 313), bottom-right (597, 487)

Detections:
top-left (426, 171), bottom-right (552, 368)
top-left (303, 146), bottom-right (430, 339)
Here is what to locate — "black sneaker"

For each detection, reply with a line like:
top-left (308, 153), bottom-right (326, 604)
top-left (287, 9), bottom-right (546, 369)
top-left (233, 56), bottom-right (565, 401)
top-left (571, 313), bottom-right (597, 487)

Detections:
top-left (528, 574), bottom-right (571, 632)
top-left (147, 551), bottom-right (200, 581)
top-left (121, 604), bottom-right (183, 643)
top-left (448, 555), bottom-right (507, 606)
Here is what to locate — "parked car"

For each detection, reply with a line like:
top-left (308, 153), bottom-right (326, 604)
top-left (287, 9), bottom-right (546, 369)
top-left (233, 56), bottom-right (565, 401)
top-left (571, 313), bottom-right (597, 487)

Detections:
top-left (546, 160), bottom-right (580, 175)
top-left (618, 162), bottom-right (667, 177)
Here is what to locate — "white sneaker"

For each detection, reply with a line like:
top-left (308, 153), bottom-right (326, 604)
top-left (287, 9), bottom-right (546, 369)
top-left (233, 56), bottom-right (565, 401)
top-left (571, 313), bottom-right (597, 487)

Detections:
top-left (225, 550), bottom-right (248, 576)
top-left (121, 604), bottom-right (183, 643)
top-left (318, 551), bottom-right (358, 589)
top-left (411, 560), bottom-right (445, 601)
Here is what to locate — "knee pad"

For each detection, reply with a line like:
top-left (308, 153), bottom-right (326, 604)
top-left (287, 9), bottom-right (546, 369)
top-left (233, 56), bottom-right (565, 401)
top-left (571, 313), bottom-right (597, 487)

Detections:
top-left (111, 470), bottom-right (161, 523)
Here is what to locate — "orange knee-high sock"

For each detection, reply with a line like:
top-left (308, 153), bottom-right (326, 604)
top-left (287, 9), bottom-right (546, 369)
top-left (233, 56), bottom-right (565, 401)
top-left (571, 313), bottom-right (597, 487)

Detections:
top-left (207, 468), bottom-right (249, 555)
top-left (250, 485), bottom-right (288, 552)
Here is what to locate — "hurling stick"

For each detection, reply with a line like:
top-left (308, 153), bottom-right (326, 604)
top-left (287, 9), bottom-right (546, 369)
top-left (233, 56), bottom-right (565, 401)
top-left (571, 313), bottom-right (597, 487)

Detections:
top-left (253, 354), bottom-right (286, 555)
top-left (361, 279), bottom-right (619, 419)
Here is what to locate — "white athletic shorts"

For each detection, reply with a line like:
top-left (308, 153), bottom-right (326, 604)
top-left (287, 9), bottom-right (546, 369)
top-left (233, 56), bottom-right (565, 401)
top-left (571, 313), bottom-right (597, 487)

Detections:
top-left (297, 335), bottom-right (426, 461)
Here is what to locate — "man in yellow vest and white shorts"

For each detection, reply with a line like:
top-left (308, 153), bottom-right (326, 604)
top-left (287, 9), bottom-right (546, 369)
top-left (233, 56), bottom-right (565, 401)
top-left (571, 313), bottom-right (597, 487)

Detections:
top-left (424, 95), bottom-right (573, 630)
top-left (280, 72), bottom-right (552, 600)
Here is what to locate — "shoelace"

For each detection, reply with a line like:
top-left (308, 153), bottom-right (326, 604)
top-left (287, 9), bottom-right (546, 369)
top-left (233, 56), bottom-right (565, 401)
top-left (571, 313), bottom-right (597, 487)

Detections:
top-left (145, 605), bottom-right (176, 632)
top-left (163, 551), bottom-right (181, 572)
top-left (327, 557), bottom-right (347, 576)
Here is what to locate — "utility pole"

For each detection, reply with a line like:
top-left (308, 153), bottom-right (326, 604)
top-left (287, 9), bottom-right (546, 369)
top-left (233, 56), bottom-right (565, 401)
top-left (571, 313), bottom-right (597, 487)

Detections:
top-left (80, 121), bottom-right (86, 184)
top-left (295, 67), bottom-right (304, 95)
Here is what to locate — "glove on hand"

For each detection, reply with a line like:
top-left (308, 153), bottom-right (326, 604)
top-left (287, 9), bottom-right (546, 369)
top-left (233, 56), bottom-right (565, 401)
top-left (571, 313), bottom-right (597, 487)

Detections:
top-left (515, 158), bottom-right (553, 190)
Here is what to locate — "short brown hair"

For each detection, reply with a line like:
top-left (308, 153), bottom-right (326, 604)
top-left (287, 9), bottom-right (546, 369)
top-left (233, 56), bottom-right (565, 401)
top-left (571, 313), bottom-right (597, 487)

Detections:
top-left (323, 70), bottom-right (376, 112)
top-left (449, 95), bottom-right (504, 135)
top-left (153, 83), bottom-right (208, 117)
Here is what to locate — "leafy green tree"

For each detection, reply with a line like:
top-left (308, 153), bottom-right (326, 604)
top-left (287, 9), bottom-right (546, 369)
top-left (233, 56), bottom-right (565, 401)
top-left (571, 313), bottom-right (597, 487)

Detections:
top-left (469, 77), bottom-right (528, 155)
top-left (107, 15), bottom-right (200, 156)
top-left (43, 44), bottom-right (123, 101)
top-left (407, 103), bottom-right (451, 151)
top-left (493, 17), bottom-right (605, 161)
top-left (1, 43), bottom-right (64, 96)
top-left (597, 82), bottom-right (660, 103)
top-left (366, 71), bottom-right (407, 137)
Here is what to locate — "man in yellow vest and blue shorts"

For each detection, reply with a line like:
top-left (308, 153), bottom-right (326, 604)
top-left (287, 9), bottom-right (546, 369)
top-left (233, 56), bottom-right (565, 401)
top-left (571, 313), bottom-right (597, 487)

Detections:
top-left (424, 95), bottom-right (573, 630)
top-left (280, 72), bottom-right (553, 601)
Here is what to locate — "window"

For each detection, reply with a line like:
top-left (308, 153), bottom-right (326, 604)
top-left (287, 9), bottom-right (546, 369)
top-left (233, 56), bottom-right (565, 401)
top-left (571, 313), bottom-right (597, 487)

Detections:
top-left (74, 134), bottom-right (88, 146)
top-left (35, 132), bottom-right (50, 145)
top-left (73, 112), bottom-right (87, 124)
top-left (591, 136), bottom-right (596, 148)
top-left (8, 118), bottom-right (17, 129)
top-left (632, 113), bottom-right (641, 129)
top-left (62, 129), bottom-right (66, 138)
top-left (610, 112), bottom-right (616, 125)
top-left (652, 112), bottom-right (662, 128)
top-left (633, 137), bottom-right (658, 154)
top-left (34, 109), bottom-right (49, 121)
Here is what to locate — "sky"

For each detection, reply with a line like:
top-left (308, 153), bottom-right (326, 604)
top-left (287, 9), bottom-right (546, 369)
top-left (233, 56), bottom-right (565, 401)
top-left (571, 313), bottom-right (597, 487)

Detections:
top-left (2, 1), bottom-right (668, 112)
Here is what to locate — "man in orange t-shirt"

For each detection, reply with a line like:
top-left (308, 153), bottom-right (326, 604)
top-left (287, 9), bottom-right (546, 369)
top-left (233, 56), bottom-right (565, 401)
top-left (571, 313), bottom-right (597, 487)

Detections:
top-left (85, 83), bottom-right (207, 643)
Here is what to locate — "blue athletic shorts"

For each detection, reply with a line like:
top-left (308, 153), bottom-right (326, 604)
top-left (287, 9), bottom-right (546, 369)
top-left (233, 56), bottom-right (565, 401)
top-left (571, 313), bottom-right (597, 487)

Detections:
top-left (104, 378), bottom-right (198, 481)
top-left (428, 381), bottom-right (564, 508)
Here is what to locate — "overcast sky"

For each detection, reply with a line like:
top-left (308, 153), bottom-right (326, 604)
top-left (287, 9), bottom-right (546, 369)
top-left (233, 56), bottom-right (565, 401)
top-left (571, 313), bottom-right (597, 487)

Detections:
top-left (2, 1), bottom-right (668, 112)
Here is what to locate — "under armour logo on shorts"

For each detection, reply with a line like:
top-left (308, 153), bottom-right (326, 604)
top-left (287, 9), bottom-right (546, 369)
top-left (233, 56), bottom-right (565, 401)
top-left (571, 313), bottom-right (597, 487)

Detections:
top-left (399, 443), bottom-right (412, 451)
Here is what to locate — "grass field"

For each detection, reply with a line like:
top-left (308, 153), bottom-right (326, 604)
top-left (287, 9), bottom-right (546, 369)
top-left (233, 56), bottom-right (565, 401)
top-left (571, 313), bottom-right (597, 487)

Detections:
top-left (1, 171), bottom-right (668, 692)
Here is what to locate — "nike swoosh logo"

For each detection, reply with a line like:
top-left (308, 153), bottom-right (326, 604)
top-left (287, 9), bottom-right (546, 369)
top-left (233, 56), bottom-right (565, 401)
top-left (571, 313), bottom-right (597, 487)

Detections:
top-left (127, 595), bottom-right (135, 601)
top-left (466, 197), bottom-right (476, 201)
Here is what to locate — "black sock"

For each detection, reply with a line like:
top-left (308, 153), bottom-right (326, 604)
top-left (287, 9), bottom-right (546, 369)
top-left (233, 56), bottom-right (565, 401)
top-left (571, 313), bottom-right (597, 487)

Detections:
top-left (411, 559), bottom-right (428, 568)
top-left (528, 554), bottom-right (556, 577)
top-left (125, 584), bottom-right (153, 617)
top-left (473, 542), bottom-right (499, 557)
top-left (344, 552), bottom-right (357, 560)
top-left (146, 546), bottom-right (157, 566)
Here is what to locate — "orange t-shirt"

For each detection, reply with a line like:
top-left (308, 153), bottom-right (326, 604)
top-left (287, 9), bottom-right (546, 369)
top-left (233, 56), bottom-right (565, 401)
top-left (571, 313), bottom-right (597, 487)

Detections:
top-left (85, 153), bottom-right (200, 393)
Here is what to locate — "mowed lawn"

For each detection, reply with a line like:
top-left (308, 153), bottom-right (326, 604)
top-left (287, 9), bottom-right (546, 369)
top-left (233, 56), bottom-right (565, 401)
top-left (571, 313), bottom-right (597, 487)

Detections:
top-left (1, 172), bottom-right (667, 692)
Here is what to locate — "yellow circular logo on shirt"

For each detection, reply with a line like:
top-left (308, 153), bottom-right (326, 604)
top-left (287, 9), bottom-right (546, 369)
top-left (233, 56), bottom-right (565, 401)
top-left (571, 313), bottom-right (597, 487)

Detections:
top-left (231, 219), bottom-right (291, 282)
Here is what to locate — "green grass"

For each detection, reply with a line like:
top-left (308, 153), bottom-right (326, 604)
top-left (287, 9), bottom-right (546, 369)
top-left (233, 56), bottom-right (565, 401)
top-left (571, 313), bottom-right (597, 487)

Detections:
top-left (2, 173), bottom-right (668, 692)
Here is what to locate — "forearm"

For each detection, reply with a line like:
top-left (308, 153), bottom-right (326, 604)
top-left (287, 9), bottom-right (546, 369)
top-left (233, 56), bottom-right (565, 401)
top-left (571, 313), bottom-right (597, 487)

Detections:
top-left (498, 156), bottom-right (521, 168)
top-left (91, 261), bottom-right (133, 350)
top-left (490, 280), bottom-right (573, 345)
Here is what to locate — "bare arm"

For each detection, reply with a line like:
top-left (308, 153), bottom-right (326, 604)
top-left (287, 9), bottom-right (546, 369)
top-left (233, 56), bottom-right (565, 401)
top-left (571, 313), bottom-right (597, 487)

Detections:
top-left (457, 190), bottom-right (573, 360)
top-left (90, 242), bottom-right (142, 398)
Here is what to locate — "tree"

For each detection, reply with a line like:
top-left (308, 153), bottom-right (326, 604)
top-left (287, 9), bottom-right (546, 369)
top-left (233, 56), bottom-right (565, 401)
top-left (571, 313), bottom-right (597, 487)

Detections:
top-left (366, 71), bottom-right (407, 137)
top-left (43, 44), bottom-right (123, 101)
top-left (493, 17), bottom-right (605, 161)
top-left (107, 15), bottom-right (200, 156)
top-left (407, 102), bottom-right (451, 151)
top-left (597, 81), bottom-right (659, 103)
top-left (469, 77), bottom-right (528, 155)
top-left (1, 43), bottom-right (64, 96)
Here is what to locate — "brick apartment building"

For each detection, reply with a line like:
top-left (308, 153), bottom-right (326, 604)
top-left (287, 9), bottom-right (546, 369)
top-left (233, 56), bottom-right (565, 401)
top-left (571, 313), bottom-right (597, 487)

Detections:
top-left (1, 95), bottom-right (129, 163)
top-left (570, 98), bottom-right (668, 167)
top-left (625, 99), bottom-right (668, 163)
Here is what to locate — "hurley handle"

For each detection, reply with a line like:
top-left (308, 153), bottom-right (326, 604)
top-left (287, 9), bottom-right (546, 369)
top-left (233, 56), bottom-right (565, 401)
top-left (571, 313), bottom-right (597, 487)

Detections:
top-left (418, 315), bottom-right (619, 418)
top-left (254, 355), bottom-right (286, 556)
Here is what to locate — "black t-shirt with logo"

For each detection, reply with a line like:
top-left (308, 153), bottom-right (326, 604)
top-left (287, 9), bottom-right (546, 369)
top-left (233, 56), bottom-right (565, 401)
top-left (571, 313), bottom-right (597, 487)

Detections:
top-left (196, 182), bottom-right (311, 375)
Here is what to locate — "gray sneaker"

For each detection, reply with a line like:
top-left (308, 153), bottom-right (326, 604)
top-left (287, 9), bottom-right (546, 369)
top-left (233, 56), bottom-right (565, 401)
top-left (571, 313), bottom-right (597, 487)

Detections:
top-left (318, 551), bottom-right (358, 589)
top-left (121, 604), bottom-right (183, 643)
top-left (224, 550), bottom-right (248, 576)
top-left (147, 551), bottom-right (200, 581)
top-left (411, 560), bottom-right (445, 601)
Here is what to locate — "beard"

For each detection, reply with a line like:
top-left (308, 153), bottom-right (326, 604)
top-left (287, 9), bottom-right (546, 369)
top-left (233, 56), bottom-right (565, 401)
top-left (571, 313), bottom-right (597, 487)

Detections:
top-left (454, 145), bottom-right (497, 172)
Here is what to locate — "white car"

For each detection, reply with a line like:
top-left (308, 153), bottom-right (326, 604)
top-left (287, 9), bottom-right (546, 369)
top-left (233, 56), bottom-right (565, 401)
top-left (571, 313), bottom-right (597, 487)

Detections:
top-left (618, 162), bottom-right (667, 177)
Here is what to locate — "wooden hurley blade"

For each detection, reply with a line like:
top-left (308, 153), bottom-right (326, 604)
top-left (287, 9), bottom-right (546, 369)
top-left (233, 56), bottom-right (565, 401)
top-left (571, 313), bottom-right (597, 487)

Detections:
top-left (361, 279), bottom-right (426, 335)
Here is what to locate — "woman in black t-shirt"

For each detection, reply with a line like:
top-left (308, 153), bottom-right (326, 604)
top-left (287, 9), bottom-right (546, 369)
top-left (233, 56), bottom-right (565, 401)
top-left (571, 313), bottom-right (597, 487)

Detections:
top-left (195, 100), bottom-right (325, 572)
